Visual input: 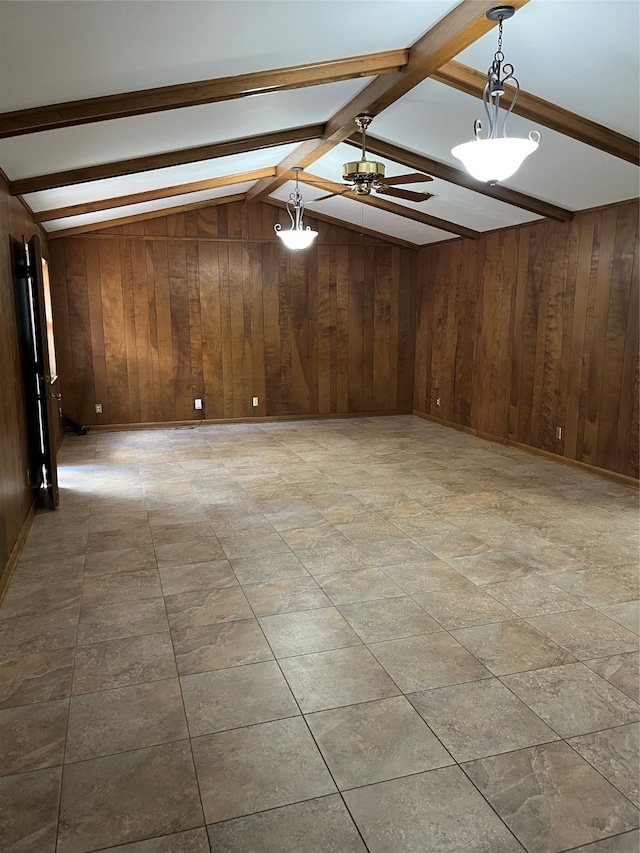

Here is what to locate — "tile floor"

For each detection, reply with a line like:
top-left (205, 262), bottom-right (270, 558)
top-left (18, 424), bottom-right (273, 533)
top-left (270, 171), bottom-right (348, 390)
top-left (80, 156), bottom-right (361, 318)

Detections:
top-left (0, 415), bottom-right (638, 853)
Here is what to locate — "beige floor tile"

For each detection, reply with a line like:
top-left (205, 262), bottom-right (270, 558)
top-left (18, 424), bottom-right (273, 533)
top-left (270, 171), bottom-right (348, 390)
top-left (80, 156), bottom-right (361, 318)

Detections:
top-left (447, 551), bottom-right (540, 585)
top-left (83, 545), bottom-right (158, 576)
top-left (220, 531), bottom-right (289, 559)
top-left (585, 652), bottom-right (640, 703)
top-left (294, 542), bottom-right (375, 576)
top-left (548, 565), bottom-right (640, 607)
top-left (0, 578), bottom-right (82, 621)
top-left (230, 552), bottom-right (308, 585)
top-left (0, 699), bottom-right (68, 775)
top-left (414, 583), bottom-right (514, 629)
top-left (171, 619), bottom-right (273, 675)
top-left (158, 560), bottom-right (237, 596)
top-left (409, 678), bottom-right (559, 762)
top-left (0, 766), bottom-right (61, 853)
top-left (280, 525), bottom-right (348, 551)
top-left (0, 648), bottom-right (74, 709)
top-left (566, 830), bottom-right (640, 853)
top-left (11, 554), bottom-right (85, 585)
top-left (597, 600), bottom-right (640, 634)
top-left (81, 569), bottom-right (162, 606)
top-left (155, 538), bottom-right (226, 568)
top-left (502, 663), bottom-right (640, 737)
top-left (77, 598), bottom-right (168, 646)
top-left (66, 679), bottom-right (187, 762)
top-left (354, 538), bottom-right (433, 566)
top-left (0, 608), bottom-right (78, 663)
top-left (151, 521), bottom-right (218, 546)
top-left (306, 695), bottom-right (453, 789)
top-left (338, 596), bottom-right (441, 642)
top-left (369, 632), bottom-right (490, 693)
top-left (87, 527), bottom-right (153, 554)
top-left (72, 632), bottom-right (176, 694)
top-left (206, 795), bottom-right (367, 852)
top-left (88, 511), bottom-right (150, 534)
top-left (181, 660), bottom-right (299, 735)
top-left (464, 741), bottom-right (640, 853)
top-left (484, 575), bottom-right (586, 617)
top-left (280, 645), bottom-right (401, 713)
top-left (528, 609), bottom-right (639, 659)
top-left (344, 765), bottom-right (523, 852)
top-left (259, 606), bottom-right (361, 657)
top-left (97, 828), bottom-right (211, 852)
top-left (192, 717), bottom-right (335, 824)
top-left (336, 519), bottom-right (405, 541)
top-left (57, 741), bottom-right (203, 853)
top-left (165, 587), bottom-right (252, 631)
top-left (242, 576), bottom-right (330, 616)
top-left (317, 567), bottom-right (405, 604)
top-left (452, 619), bottom-right (576, 676)
top-left (569, 724), bottom-right (639, 807)
top-left (380, 559), bottom-right (469, 595)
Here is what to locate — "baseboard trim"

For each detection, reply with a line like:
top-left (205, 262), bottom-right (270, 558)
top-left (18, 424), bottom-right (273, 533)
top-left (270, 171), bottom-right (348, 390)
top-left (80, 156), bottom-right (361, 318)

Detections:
top-left (86, 410), bottom-right (413, 432)
top-left (0, 503), bottom-right (35, 606)
top-left (413, 410), bottom-right (639, 489)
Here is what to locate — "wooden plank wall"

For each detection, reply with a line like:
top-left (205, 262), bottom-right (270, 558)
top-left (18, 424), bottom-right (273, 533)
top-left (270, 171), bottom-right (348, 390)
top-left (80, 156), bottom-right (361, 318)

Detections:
top-left (0, 177), bottom-right (47, 579)
top-left (414, 199), bottom-right (639, 479)
top-left (48, 201), bottom-right (416, 426)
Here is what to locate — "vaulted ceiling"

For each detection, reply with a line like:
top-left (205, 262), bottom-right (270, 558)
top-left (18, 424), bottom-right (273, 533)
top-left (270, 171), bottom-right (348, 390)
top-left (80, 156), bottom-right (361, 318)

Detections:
top-left (0, 0), bottom-right (637, 248)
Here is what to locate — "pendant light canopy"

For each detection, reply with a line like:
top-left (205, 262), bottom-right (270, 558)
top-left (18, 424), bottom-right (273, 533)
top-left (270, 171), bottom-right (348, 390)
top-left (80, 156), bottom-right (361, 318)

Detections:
top-left (451, 6), bottom-right (540, 185)
top-left (274, 167), bottom-right (318, 250)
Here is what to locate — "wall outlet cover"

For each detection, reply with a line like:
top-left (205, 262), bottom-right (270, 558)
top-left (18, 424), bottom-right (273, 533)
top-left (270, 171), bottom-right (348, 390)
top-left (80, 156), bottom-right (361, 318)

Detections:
top-left (95, 403), bottom-right (102, 413)
top-left (194, 398), bottom-right (203, 410)
top-left (252, 397), bottom-right (259, 407)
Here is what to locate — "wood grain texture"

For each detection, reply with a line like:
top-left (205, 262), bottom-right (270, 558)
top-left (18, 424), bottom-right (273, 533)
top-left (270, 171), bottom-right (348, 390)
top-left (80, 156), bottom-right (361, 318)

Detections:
top-left (49, 200), bottom-right (416, 426)
top-left (414, 199), bottom-right (639, 478)
top-left (0, 176), bottom-right (47, 580)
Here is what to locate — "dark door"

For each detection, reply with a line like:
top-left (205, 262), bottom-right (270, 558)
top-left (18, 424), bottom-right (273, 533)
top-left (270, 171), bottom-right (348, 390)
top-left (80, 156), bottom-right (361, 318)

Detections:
top-left (14, 234), bottom-right (60, 508)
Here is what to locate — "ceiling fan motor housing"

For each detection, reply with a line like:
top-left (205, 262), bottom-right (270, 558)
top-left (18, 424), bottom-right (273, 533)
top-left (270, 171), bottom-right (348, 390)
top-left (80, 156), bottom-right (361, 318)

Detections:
top-left (342, 159), bottom-right (386, 194)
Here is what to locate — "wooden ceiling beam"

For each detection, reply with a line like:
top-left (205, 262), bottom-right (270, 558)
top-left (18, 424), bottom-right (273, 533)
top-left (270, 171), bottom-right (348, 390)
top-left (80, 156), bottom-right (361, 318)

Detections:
top-left (350, 134), bottom-right (573, 222)
top-left (46, 193), bottom-right (247, 239)
top-left (0, 50), bottom-right (408, 138)
top-left (433, 60), bottom-right (640, 167)
top-left (247, 0), bottom-right (531, 203)
top-left (32, 167), bottom-right (275, 222)
top-left (301, 173), bottom-right (479, 239)
top-left (10, 125), bottom-right (323, 195)
top-left (264, 197), bottom-right (420, 249)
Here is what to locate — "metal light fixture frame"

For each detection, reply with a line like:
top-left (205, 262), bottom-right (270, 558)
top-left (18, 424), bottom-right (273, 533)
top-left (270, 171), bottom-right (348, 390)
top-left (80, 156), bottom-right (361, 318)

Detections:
top-left (452, 5), bottom-right (540, 184)
top-left (274, 167), bottom-right (318, 250)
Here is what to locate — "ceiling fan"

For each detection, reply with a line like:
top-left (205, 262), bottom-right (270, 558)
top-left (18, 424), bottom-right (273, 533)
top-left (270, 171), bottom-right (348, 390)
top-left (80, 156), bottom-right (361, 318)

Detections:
top-left (313, 114), bottom-right (435, 203)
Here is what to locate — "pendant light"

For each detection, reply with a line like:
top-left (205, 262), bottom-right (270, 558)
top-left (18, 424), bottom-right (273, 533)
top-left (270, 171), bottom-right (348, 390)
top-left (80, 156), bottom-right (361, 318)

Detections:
top-left (451, 6), bottom-right (540, 185)
top-left (274, 167), bottom-right (318, 250)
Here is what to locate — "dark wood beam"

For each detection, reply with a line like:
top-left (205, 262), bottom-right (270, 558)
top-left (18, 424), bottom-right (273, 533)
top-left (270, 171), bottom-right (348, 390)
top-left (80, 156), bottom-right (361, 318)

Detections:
top-left (0, 50), bottom-right (408, 138)
top-left (433, 61), bottom-right (640, 167)
top-left (46, 193), bottom-right (247, 239)
top-left (33, 168), bottom-right (276, 222)
top-left (10, 125), bottom-right (324, 195)
top-left (350, 134), bottom-right (573, 222)
top-left (301, 173), bottom-right (479, 239)
top-left (264, 197), bottom-right (420, 249)
top-left (247, 0), bottom-right (531, 203)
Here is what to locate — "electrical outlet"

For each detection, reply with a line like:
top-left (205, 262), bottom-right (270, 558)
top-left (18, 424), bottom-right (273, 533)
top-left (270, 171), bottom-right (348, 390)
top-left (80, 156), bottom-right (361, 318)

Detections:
top-left (95, 403), bottom-right (102, 414)
top-left (252, 396), bottom-right (259, 407)
top-left (194, 398), bottom-right (203, 410)
top-left (435, 397), bottom-right (441, 407)
top-left (556, 426), bottom-right (563, 439)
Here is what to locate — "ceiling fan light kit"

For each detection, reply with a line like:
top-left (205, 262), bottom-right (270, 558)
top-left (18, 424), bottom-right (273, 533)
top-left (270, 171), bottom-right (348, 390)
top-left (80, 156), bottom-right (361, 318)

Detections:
top-left (452, 5), bottom-right (540, 185)
top-left (274, 166), bottom-right (318, 250)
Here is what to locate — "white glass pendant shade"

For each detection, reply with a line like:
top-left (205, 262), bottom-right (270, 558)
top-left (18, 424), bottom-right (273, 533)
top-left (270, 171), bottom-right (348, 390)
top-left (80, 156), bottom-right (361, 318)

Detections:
top-left (274, 167), bottom-right (318, 251)
top-left (452, 135), bottom-right (539, 183)
top-left (275, 228), bottom-right (317, 250)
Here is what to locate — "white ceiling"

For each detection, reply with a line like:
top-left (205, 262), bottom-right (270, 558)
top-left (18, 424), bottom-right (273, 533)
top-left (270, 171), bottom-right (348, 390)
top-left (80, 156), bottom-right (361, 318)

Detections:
top-left (0, 0), bottom-right (637, 247)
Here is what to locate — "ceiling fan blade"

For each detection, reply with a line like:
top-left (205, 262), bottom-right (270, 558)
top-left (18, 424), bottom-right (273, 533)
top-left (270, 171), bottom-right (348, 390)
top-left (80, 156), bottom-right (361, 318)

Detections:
top-left (376, 186), bottom-right (434, 203)
top-left (383, 172), bottom-right (434, 186)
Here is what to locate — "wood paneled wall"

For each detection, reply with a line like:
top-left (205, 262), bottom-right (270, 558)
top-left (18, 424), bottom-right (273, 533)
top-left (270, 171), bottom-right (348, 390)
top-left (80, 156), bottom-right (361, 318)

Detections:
top-left (48, 202), bottom-right (416, 426)
top-left (0, 178), bottom-right (46, 580)
top-left (414, 200), bottom-right (639, 479)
